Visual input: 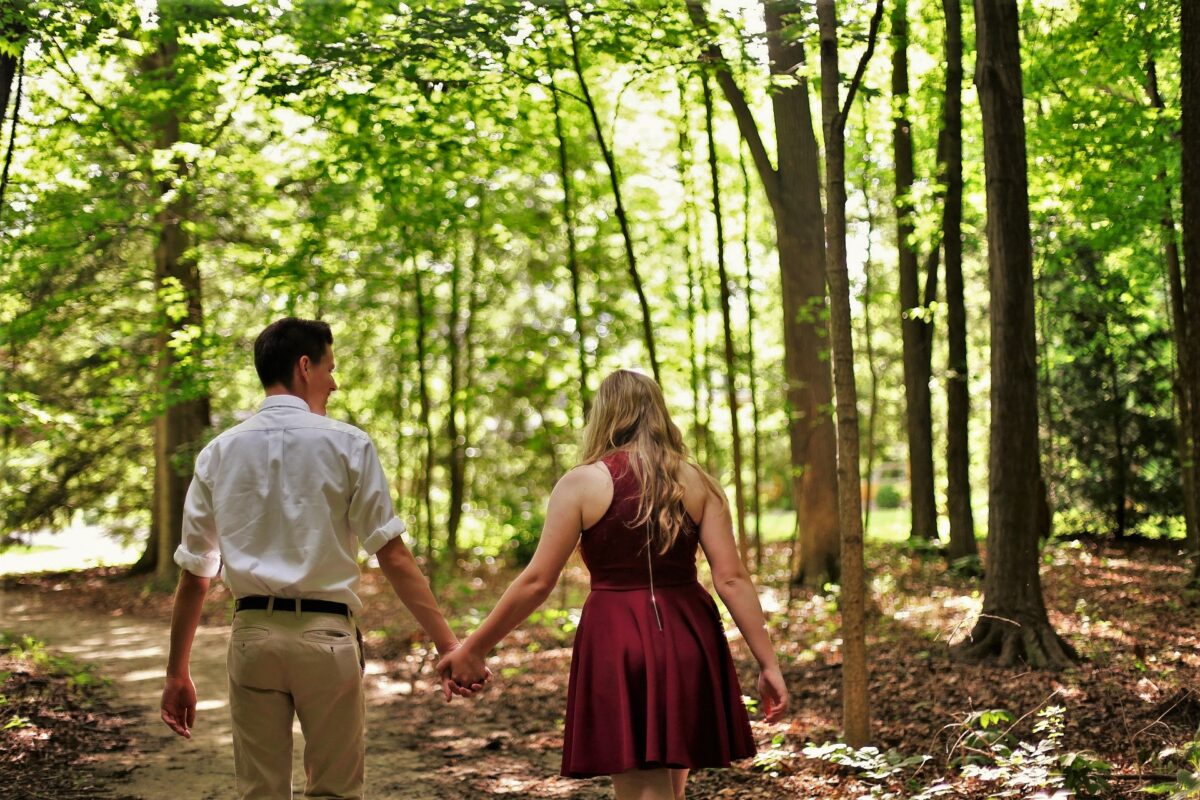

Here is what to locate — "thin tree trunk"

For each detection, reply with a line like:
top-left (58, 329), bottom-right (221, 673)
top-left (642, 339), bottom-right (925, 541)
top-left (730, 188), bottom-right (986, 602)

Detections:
top-left (0, 53), bottom-right (23, 222)
top-left (688, 0), bottom-right (840, 588)
top-left (702, 71), bottom-right (749, 565)
top-left (739, 145), bottom-right (764, 572)
top-left (892, 0), bottom-right (938, 542)
top-left (145, 33), bottom-right (210, 584)
top-left (1183, 1), bottom-right (1200, 582)
top-left (548, 57), bottom-right (591, 422)
top-left (446, 232), bottom-right (468, 563)
top-left (943, 0), bottom-right (977, 560)
top-left (678, 80), bottom-right (706, 463)
top-left (413, 257), bottom-right (436, 580)
top-left (857, 113), bottom-right (880, 540)
top-left (564, 9), bottom-right (659, 383)
top-left (956, 0), bottom-right (1074, 667)
top-left (816, 0), bottom-right (883, 749)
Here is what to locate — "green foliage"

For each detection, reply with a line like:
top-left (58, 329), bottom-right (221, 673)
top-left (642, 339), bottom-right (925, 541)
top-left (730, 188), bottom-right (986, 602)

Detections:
top-left (0, 631), bottom-right (107, 692)
top-left (1146, 734), bottom-right (1200, 799)
top-left (875, 484), bottom-right (902, 510)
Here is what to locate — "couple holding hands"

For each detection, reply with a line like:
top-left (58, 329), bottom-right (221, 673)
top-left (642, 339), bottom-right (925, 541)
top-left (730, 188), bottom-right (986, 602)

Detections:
top-left (161, 317), bottom-right (788, 800)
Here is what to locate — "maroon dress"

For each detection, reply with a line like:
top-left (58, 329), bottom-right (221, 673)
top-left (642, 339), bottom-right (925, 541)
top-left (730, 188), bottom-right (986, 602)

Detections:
top-left (560, 449), bottom-right (756, 778)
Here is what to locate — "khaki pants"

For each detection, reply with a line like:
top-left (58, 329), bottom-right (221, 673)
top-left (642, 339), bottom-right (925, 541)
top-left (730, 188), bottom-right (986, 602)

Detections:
top-left (227, 608), bottom-right (365, 799)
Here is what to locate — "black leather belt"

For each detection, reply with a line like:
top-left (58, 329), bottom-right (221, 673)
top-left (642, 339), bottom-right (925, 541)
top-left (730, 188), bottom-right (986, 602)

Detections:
top-left (235, 596), bottom-right (350, 616)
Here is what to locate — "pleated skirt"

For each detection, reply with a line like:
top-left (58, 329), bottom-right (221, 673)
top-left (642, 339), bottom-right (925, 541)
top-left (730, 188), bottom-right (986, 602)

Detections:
top-left (560, 582), bottom-right (757, 778)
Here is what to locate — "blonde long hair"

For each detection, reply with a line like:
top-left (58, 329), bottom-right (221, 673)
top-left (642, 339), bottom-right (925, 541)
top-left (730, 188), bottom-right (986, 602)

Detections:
top-left (580, 370), bottom-right (725, 553)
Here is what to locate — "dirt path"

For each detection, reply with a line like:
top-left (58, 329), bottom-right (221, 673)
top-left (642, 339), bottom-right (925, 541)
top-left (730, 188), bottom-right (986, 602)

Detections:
top-left (0, 591), bottom-right (450, 800)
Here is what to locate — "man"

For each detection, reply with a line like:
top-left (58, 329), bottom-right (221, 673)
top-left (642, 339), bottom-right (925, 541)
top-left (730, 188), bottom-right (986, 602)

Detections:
top-left (159, 317), bottom-right (485, 799)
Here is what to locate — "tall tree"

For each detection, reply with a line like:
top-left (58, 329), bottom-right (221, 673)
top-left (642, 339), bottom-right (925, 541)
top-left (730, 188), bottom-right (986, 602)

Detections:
top-left (547, 58), bottom-right (591, 422)
top-left (892, 0), bottom-right (938, 542)
top-left (1182, 0), bottom-right (1200, 583)
top-left (564, 7), bottom-right (660, 383)
top-left (956, 0), bottom-right (1074, 667)
top-left (687, 0), bottom-right (841, 588)
top-left (739, 145), bottom-right (764, 570)
top-left (942, 0), bottom-right (977, 561)
top-left (816, 0), bottom-right (883, 750)
top-left (701, 70), bottom-right (749, 565)
top-left (146, 21), bottom-right (210, 583)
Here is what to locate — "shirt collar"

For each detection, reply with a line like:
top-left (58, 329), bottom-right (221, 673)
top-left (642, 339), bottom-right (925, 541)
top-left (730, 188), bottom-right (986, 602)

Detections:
top-left (259, 395), bottom-right (311, 413)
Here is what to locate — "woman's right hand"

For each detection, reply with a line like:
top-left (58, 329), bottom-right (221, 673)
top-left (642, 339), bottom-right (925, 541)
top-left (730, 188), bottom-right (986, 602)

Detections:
top-left (757, 665), bottom-right (789, 723)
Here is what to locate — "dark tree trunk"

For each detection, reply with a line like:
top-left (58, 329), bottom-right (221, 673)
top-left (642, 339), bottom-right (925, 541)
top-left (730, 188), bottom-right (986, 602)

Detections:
top-left (956, 0), bottom-right (1074, 667)
top-left (688, 0), bottom-right (840, 588)
top-left (1147, 56), bottom-right (1200, 567)
top-left (815, 0), bottom-right (883, 748)
top-left (413, 258), bottom-right (436, 579)
top-left (144, 34), bottom-right (210, 585)
top-left (0, 51), bottom-right (23, 221)
top-left (548, 57), bottom-right (591, 422)
top-left (892, 0), bottom-right (937, 543)
top-left (1186, 4), bottom-right (1200, 582)
top-left (739, 145), bottom-right (764, 572)
top-left (701, 71), bottom-right (749, 565)
top-left (943, 0), bottom-right (977, 561)
top-left (564, 9), bottom-right (659, 383)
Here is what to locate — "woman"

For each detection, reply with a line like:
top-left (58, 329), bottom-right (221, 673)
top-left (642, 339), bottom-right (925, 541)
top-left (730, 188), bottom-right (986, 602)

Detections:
top-left (438, 369), bottom-right (788, 800)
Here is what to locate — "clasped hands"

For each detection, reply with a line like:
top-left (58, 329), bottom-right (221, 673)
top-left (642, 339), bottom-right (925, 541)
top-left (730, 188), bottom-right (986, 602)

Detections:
top-left (437, 639), bottom-right (491, 702)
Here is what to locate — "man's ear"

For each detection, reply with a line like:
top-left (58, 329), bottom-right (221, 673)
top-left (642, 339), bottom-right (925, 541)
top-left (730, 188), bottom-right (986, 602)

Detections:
top-left (295, 356), bottom-right (311, 384)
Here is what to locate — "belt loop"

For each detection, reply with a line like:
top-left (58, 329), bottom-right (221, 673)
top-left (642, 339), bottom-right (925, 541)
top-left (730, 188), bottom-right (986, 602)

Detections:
top-left (267, 596), bottom-right (275, 617)
top-left (295, 598), bottom-right (302, 618)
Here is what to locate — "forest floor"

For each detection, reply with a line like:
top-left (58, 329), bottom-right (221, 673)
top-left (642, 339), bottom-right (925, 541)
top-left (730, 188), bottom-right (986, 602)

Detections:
top-left (2, 537), bottom-right (1199, 799)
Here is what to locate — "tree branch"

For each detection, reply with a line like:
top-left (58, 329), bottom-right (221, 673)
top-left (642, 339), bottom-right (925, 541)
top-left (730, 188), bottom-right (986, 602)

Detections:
top-left (840, 0), bottom-right (886, 123)
top-left (684, 0), bottom-right (781, 213)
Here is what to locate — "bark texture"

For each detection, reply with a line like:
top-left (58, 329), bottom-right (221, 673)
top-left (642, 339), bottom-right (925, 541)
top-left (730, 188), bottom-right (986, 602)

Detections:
top-left (816, 0), bottom-right (883, 746)
top-left (956, 0), bottom-right (1074, 667)
top-left (1180, 5), bottom-right (1200, 581)
top-left (147, 34), bottom-right (210, 584)
top-left (942, 0), bottom-right (977, 561)
top-left (687, 0), bottom-right (840, 587)
top-left (892, 0), bottom-right (937, 542)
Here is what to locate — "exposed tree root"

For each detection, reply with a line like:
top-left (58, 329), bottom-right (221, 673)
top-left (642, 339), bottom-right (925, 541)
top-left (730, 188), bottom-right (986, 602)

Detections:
top-left (952, 615), bottom-right (1078, 669)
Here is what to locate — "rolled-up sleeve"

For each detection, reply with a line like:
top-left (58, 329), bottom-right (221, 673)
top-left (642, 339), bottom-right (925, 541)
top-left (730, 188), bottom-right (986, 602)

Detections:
top-left (174, 448), bottom-right (222, 578)
top-left (349, 438), bottom-right (408, 556)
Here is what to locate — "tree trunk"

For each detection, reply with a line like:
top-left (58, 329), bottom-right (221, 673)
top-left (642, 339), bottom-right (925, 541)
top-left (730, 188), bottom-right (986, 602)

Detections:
top-left (564, 9), bottom-right (659, 383)
top-left (446, 225), bottom-right (473, 564)
top-left (956, 0), bottom-right (1074, 667)
top-left (688, 0), bottom-right (840, 587)
top-left (739, 145), bottom-right (765, 572)
top-left (413, 257), bottom-right (436, 579)
top-left (943, 0), bottom-right (977, 561)
top-left (856, 112), bottom-right (881, 540)
top-left (0, 52), bottom-right (23, 220)
top-left (677, 81), bottom-right (707, 463)
top-left (1184, 3), bottom-right (1200, 582)
top-left (145, 34), bottom-right (210, 585)
top-left (548, 57), bottom-right (591, 422)
top-left (1146, 57), bottom-right (1200, 566)
top-left (815, 0), bottom-right (882, 748)
top-left (701, 71), bottom-right (749, 566)
top-left (892, 0), bottom-right (937, 542)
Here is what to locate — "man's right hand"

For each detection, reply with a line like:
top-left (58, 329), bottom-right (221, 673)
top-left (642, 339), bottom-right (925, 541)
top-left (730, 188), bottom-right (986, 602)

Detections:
top-left (161, 674), bottom-right (197, 738)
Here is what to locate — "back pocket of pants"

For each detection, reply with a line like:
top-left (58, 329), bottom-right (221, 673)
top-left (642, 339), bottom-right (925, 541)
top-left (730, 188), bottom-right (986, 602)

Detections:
top-left (302, 628), bottom-right (355, 646)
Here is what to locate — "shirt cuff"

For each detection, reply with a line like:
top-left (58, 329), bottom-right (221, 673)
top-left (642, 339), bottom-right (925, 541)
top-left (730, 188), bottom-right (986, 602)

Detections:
top-left (361, 517), bottom-right (407, 556)
top-left (174, 544), bottom-right (221, 578)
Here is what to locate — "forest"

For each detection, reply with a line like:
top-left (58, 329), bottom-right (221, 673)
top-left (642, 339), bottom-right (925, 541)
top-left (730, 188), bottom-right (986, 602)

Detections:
top-left (1, 0), bottom-right (1199, 798)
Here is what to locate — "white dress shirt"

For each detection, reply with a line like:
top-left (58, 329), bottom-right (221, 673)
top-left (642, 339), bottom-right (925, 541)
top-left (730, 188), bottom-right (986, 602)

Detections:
top-left (174, 394), bottom-right (407, 611)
